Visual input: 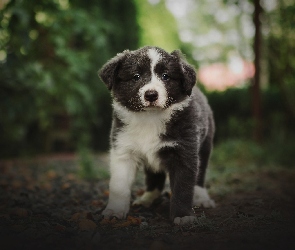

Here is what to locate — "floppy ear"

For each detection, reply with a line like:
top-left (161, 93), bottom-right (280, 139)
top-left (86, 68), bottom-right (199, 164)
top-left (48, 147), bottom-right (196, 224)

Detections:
top-left (98, 50), bottom-right (130, 90)
top-left (171, 50), bottom-right (196, 96)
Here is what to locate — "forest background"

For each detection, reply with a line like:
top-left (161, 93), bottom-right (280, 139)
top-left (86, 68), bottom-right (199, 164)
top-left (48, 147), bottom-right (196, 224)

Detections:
top-left (0, 0), bottom-right (294, 170)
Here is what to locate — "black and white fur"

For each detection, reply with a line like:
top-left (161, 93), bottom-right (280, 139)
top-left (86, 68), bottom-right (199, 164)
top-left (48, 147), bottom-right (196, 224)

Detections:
top-left (99, 46), bottom-right (215, 225)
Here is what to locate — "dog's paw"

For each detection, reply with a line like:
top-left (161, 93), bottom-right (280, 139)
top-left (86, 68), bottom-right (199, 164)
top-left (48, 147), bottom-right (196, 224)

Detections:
top-left (194, 198), bottom-right (216, 208)
top-left (132, 189), bottom-right (161, 207)
top-left (193, 185), bottom-right (216, 208)
top-left (132, 198), bottom-right (151, 207)
top-left (174, 216), bottom-right (196, 225)
top-left (101, 208), bottom-right (127, 219)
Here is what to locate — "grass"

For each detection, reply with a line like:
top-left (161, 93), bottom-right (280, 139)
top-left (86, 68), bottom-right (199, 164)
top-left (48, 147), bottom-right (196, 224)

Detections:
top-left (78, 149), bottom-right (110, 180)
top-left (206, 139), bottom-right (294, 197)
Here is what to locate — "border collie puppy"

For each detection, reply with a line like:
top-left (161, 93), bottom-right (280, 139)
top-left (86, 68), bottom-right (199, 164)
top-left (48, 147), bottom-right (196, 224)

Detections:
top-left (98, 46), bottom-right (215, 225)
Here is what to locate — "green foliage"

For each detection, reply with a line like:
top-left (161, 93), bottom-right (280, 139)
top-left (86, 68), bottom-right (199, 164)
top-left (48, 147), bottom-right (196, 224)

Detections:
top-left (210, 139), bottom-right (264, 169)
top-left (78, 146), bottom-right (98, 180)
top-left (205, 86), bottom-right (294, 168)
top-left (267, 1), bottom-right (295, 119)
top-left (206, 87), bottom-right (252, 141)
top-left (135, 0), bottom-right (180, 51)
top-left (173, 0), bottom-right (254, 64)
top-left (205, 86), bottom-right (293, 141)
top-left (0, 0), bottom-right (139, 157)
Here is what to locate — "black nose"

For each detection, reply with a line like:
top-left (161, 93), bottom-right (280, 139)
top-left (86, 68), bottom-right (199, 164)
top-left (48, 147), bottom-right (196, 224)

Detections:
top-left (144, 90), bottom-right (158, 102)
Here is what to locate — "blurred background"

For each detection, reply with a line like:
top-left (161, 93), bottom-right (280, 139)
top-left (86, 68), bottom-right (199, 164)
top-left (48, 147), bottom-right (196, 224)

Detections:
top-left (0, 0), bottom-right (294, 169)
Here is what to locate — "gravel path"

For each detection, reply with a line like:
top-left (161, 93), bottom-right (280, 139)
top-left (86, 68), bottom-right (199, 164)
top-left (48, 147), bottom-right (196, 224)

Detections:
top-left (0, 154), bottom-right (295, 250)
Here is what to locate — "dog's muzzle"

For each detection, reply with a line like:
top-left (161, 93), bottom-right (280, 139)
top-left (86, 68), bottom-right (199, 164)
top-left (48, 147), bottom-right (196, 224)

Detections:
top-left (144, 90), bottom-right (158, 102)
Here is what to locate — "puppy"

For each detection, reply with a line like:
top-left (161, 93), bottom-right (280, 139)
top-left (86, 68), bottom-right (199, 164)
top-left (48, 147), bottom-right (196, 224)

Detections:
top-left (98, 46), bottom-right (215, 225)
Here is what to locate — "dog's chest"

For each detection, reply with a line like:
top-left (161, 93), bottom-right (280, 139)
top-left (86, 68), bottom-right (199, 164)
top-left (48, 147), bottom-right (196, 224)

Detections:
top-left (114, 110), bottom-right (173, 171)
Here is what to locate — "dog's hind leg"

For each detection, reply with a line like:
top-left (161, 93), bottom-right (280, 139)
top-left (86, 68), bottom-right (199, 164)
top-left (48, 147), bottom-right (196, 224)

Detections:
top-left (193, 136), bottom-right (216, 208)
top-left (196, 136), bottom-right (212, 188)
top-left (133, 168), bottom-right (166, 207)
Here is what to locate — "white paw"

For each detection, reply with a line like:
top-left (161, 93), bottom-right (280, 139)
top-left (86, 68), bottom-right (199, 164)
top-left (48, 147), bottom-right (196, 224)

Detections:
top-left (174, 216), bottom-right (196, 225)
top-left (102, 207), bottom-right (128, 219)
top-left (132, 189), bottom-right (161, 207)
top-left (194, 198), bottom-right (216, 208)
top-left (193, 186), bottom-right (216, 208)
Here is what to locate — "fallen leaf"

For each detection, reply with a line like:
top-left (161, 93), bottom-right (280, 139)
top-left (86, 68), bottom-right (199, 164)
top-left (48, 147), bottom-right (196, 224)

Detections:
top-left (86, 212), bottom-right (94, 221)
top-left (40, 183), bottom-right (52, 191)
top-left (0, 180), bottom-right (9, 187)
top-left (10, 225), bottom-right (26, 232)
top-left (91, 200), bottom-right (104, 207)
top-left (150, 240), bottom-right (170, 250)
top-left (46, 170), bottom-right (57, 179)
top-left (70, 211), bottom-right (94, 222)
top-left (26, 184), bottom-right (35, 191)
top-left (61, 182), bottom-right (71, 189)
top-left (12, 180), bottom-right (22, 189)
top-left (11, 208), bottom-right (29, 218)
top-left (112, 216), bottom-right (142, 228)
top-left (70, 212), bottom-right (81, 222)
top-left (127, 215), bottom-right (141, 225)
top-left (79, 219), bottom-right (97, 231)
top-left (0, 214), bottom-right (10, 219)
top-left (55, 224), bottom-right (66, 231)
top-left (136, 189), bottom-right (145, 196)
top-left (100, 217), bottom-right (117, 225)
top-left (66, 173), bottom-right (76, 181)
top-left (113, 221), bottom-right (132, 228)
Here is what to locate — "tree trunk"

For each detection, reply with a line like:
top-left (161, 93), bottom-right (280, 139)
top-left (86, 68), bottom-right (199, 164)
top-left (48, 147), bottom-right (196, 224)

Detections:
top-left (252, 0), bottom-right (263, 142)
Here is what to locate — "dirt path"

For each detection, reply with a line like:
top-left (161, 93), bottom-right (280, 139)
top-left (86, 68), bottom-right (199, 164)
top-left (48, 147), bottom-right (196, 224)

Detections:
top-left (0, 155), bottom-right (294, 250)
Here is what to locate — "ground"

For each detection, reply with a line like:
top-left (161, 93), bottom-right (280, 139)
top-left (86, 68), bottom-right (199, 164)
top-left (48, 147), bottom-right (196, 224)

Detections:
top-left (0, 153), bottom-right (294, 250)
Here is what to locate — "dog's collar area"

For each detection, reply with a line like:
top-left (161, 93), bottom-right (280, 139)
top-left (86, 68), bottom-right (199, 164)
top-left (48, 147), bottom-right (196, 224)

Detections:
top-left (112, 96), bottom-right (192, 124)
top-left (142, 106), bottom-right (163, 111)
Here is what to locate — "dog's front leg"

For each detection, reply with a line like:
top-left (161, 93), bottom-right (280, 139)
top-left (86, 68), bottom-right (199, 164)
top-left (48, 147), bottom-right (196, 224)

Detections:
top-left (169, 165), bottom-right (196, 225)
top-left (102, 149), bottom-right (137, 219)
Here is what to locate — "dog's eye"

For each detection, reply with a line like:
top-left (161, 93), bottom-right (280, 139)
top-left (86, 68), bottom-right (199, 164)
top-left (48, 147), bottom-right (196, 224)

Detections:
top-left (133, 74), bottom-right (141, 82)
top-left (161, 73), bottom-right (170, 81)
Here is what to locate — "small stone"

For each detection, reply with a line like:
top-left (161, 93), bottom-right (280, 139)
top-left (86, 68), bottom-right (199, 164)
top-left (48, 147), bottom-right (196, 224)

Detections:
top-left (140, 222), bottom-right (149, 230)
top-left (93, 214), bottom-right (104, 222)
top-left (162, 235), bottom-right (176, 245)
top-left (91, 232), bottom-right (101, 246)
top-left (40, 221), bottom-right (51, 227)
top-left (79, 231), bottom-right (93, 240)
top-left (21, 228), bottom-right (39, 239)
top-left (0, 214), bottom-right (10, 220)
top-left (150, 240), bottom-right (170, 250)
top-left (139, 216), bottom-right (146, 222)
top-left (139, 212), bottom-right (153, 218)
top-left (11, 224), bottom-right (26, 232)
top-left (55, 224), bottom-right (66, 232)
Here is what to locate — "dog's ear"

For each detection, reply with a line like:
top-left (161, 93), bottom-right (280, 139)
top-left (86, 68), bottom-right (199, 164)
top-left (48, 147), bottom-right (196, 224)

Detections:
top-left (171, 50), bottom-right (196, 96)
top-left (98, 50), bottom-right (130, 90)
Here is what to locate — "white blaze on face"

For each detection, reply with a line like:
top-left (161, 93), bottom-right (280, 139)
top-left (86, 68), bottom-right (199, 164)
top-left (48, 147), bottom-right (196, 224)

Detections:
top-left (139, 48), bottom-right (168, 109)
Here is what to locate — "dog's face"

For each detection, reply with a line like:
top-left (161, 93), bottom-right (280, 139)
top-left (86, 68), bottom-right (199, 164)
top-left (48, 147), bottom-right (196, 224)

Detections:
top-left (99, 46), bottom-right (196, 112)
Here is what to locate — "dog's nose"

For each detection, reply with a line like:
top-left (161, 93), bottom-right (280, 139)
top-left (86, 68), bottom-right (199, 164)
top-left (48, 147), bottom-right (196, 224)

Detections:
top-left (144, 90), bottom-right (158, 102)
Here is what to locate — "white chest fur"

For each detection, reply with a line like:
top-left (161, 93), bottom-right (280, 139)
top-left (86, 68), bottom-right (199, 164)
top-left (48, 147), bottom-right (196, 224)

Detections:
top-left (112, 99), bottom-right (191, 171)
top-left (113, 102), bottom-right (174, 172)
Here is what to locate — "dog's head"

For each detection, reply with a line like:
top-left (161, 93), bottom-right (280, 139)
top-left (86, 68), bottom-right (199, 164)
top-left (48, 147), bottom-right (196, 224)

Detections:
top-left (98, 46), bottom-right (196, 111)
